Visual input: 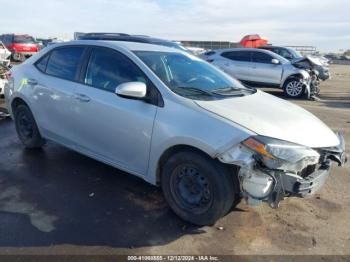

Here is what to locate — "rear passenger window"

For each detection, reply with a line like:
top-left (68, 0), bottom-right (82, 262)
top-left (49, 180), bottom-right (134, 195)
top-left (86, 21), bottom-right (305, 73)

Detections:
top-left (85, 48), bottom-right (147, 92)
top-left (46, 47), bottom-right (85, 81)
top-left (35, 54), bottom-right (50, 72)
top-left (252, 52), bottom-right (273, 64)
top-left (221, 51), bottom-right (251, 62)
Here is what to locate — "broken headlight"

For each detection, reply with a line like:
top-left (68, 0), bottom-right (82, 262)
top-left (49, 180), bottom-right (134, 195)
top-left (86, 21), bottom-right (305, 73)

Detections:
top-left (221, 136), bottom-right (320, 172)
top-left (243, 136), bottom-right (320, 172)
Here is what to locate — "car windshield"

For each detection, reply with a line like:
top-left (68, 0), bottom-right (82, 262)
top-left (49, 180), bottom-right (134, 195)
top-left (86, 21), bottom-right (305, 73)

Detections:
top-left (286, 47), bottom-right (303, 59)
top-left (134, 51), bottom-right (254, 100)
top-left (152, 41), bottom-right (191, 53)
top-left (272, 53), bottom-right (290, 64)
top-left (14, 35), bottom-right (35, 44)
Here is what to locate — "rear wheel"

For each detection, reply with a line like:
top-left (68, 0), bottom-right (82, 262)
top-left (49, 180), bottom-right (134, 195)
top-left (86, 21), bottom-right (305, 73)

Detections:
top-left (283, 78), bottom-right (305, 98)
top-left (161, 151), bottom-right (237, 226)
top-left (14, 104), bottom-right (46, 148)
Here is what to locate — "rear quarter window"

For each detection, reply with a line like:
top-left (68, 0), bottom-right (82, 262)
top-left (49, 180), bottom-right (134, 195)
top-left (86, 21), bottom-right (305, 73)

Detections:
top-left (35, 54), bottom-right (50, 72)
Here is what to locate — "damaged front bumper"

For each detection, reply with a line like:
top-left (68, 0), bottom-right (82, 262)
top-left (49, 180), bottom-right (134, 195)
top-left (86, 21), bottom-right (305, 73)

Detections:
top-left (282, 165), bottom-right (330, 197)
top-left (219, 133), bottom-right (347, 208)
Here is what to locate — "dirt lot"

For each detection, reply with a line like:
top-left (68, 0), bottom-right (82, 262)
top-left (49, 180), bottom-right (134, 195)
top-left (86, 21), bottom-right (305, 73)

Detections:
top-left (0, 65), bottom-right (349, 256)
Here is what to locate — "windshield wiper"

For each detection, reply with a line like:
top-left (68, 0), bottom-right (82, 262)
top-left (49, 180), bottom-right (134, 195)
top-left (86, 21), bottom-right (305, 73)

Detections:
top-left (173, 86), bottom-right (214, 96)
top-left (211, 86), bottom-right (256, 95)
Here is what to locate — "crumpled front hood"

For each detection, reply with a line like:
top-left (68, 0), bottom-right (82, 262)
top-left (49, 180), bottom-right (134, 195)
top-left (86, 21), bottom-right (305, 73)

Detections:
top-left (195, 91), bottom-right (339, 148)
top-left (292, 55), bottom-right (328, 68)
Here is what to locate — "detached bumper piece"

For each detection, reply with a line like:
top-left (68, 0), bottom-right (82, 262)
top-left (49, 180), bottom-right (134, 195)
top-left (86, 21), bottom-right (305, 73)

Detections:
top-left (264, 163), bottom-right (331, 208)
top-left (282, 165), bottom-right (330, 197)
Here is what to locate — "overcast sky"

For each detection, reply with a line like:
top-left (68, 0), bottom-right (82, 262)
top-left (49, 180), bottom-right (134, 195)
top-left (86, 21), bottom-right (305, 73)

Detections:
top-left (0, 0), bottom-right (349, 52)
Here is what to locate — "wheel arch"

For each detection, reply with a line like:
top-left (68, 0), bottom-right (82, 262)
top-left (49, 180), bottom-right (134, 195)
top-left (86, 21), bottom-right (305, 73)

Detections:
top-left (154, 144), bottom-right (240, 191)
top-left (155, 144), bottom-right (213, 186)
top-left (11, 96), bottom-right (30, 116)
top-left (281, 73), bottom-right (305, 88)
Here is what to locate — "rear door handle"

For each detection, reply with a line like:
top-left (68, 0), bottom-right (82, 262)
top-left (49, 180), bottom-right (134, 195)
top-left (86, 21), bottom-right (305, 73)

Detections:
top-left (27, 78), bottom-right (38, 85)
top-left (74, 93), bottom-right (90, 102)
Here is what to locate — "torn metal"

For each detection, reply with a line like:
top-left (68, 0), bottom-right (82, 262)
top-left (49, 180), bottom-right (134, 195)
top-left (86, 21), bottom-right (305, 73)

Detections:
top-left (218, 133), bottom-right (347, 208)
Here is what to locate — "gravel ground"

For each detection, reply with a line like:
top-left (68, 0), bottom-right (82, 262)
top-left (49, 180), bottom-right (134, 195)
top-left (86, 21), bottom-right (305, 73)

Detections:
top-left (0, 65), bottom-right (349, 256)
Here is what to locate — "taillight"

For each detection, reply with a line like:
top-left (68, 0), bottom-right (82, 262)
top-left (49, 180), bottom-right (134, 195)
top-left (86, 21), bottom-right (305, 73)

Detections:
top-left (8, 44), bottom-right (15, 51)
top-left (206, 59), bottom-right (214, 63)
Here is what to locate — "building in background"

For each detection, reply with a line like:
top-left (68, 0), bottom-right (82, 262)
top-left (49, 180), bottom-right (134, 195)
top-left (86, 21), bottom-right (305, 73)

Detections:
top-left (179, 40), bottom-right (240, 50)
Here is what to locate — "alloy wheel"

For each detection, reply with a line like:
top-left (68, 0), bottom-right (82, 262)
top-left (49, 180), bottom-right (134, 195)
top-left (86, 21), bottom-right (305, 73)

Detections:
top-left (286, 80), bottom-right (304, 97)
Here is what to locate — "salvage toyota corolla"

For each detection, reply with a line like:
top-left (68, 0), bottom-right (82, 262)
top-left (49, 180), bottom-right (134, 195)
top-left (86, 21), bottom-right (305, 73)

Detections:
top-left (4, 40), bottom-right (347, 226)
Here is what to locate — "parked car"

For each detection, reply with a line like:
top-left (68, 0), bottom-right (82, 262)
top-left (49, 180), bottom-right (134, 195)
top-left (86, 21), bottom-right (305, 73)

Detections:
top-left (4, 41), bottom-right (346, 225)
top-left (0, 78), bottom-right (6, 97)
top-left (0, 41), bottom-right (11, 97)
top-left (259, 45), bottom-right (330, 81)
top-left (203, 48), bottom-right (312, 98)
top-left (0, 41), bottom-right (11, 66)
top-left (0, 34), bottom-right (39, 62)
top-left (75, 32), bottom-right (191, 53)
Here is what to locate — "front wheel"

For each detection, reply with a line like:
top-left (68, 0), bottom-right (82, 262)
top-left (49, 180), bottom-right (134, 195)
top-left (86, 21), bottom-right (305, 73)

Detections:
top-left (283, 78), bottom-right (306, 98)
top-left (161, 151), bottom-right (237, 226)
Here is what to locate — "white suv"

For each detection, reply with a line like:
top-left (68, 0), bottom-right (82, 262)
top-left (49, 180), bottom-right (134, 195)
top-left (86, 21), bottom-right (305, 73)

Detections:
top-left (203, 48), bottom-right (311, 98)
top-left (4, 40), bottom-right (346, 225)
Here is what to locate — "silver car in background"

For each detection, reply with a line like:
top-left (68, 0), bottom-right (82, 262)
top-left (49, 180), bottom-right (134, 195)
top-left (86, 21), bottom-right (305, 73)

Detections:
top-left (259, 45), bottom-right (331, 81)
top-left (4, 40), bottom-right (346, 225)
top-left (203, 48), bottom-right (311, 98)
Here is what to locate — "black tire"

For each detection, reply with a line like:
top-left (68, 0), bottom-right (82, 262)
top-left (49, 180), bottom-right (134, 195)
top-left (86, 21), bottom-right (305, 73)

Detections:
top-left (161, 150), bottom-right (237, 226)
top-left (14, 104), bottom-right (46, 148)
top-left (11, 52), bottom-right (25, 62)
top-left (283, 78), bottom-right (306, 98)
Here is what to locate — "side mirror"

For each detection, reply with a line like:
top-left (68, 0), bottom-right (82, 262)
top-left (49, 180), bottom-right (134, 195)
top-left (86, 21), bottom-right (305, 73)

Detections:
top-left (115, 82), bottom-right (147, 99)
top-left (271, 59), bottom-right (280, 65)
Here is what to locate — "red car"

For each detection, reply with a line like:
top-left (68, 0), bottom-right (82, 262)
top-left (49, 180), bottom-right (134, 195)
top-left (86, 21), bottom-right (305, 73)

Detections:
top-left (0, 34), bottom-right (39, 61)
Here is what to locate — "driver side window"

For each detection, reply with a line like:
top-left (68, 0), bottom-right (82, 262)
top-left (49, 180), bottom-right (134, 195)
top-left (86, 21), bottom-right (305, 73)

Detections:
top-left (85, 48), bottom-right (147, 92)
top-left (252, 51), bottom-right (274, 64)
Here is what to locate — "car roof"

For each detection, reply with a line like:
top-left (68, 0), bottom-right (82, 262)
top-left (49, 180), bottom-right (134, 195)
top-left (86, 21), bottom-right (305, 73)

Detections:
top-left (77, 33), bottom-right (178, 45)
top-left (213, 47), bottom-right (275, 54)
top-left (0, 34), bottom-right (32, 36)
top-left (48, 40), bottom-right (182, 53)
top-left (259, 45), bottom-right (291, 50)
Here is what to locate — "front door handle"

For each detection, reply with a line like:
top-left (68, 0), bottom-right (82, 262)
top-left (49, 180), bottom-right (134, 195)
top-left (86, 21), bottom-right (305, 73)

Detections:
top-left (74, 93), bottom-right (90, 102)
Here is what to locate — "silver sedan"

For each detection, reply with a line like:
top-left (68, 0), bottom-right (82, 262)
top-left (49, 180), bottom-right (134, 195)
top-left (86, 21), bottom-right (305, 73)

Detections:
top-left (4, 40), bottom-right (346, 225)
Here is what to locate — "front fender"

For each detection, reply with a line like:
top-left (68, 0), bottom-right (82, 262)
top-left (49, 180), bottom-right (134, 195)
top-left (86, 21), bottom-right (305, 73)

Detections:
top-left (145, 98), bottom-right (254, 185)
